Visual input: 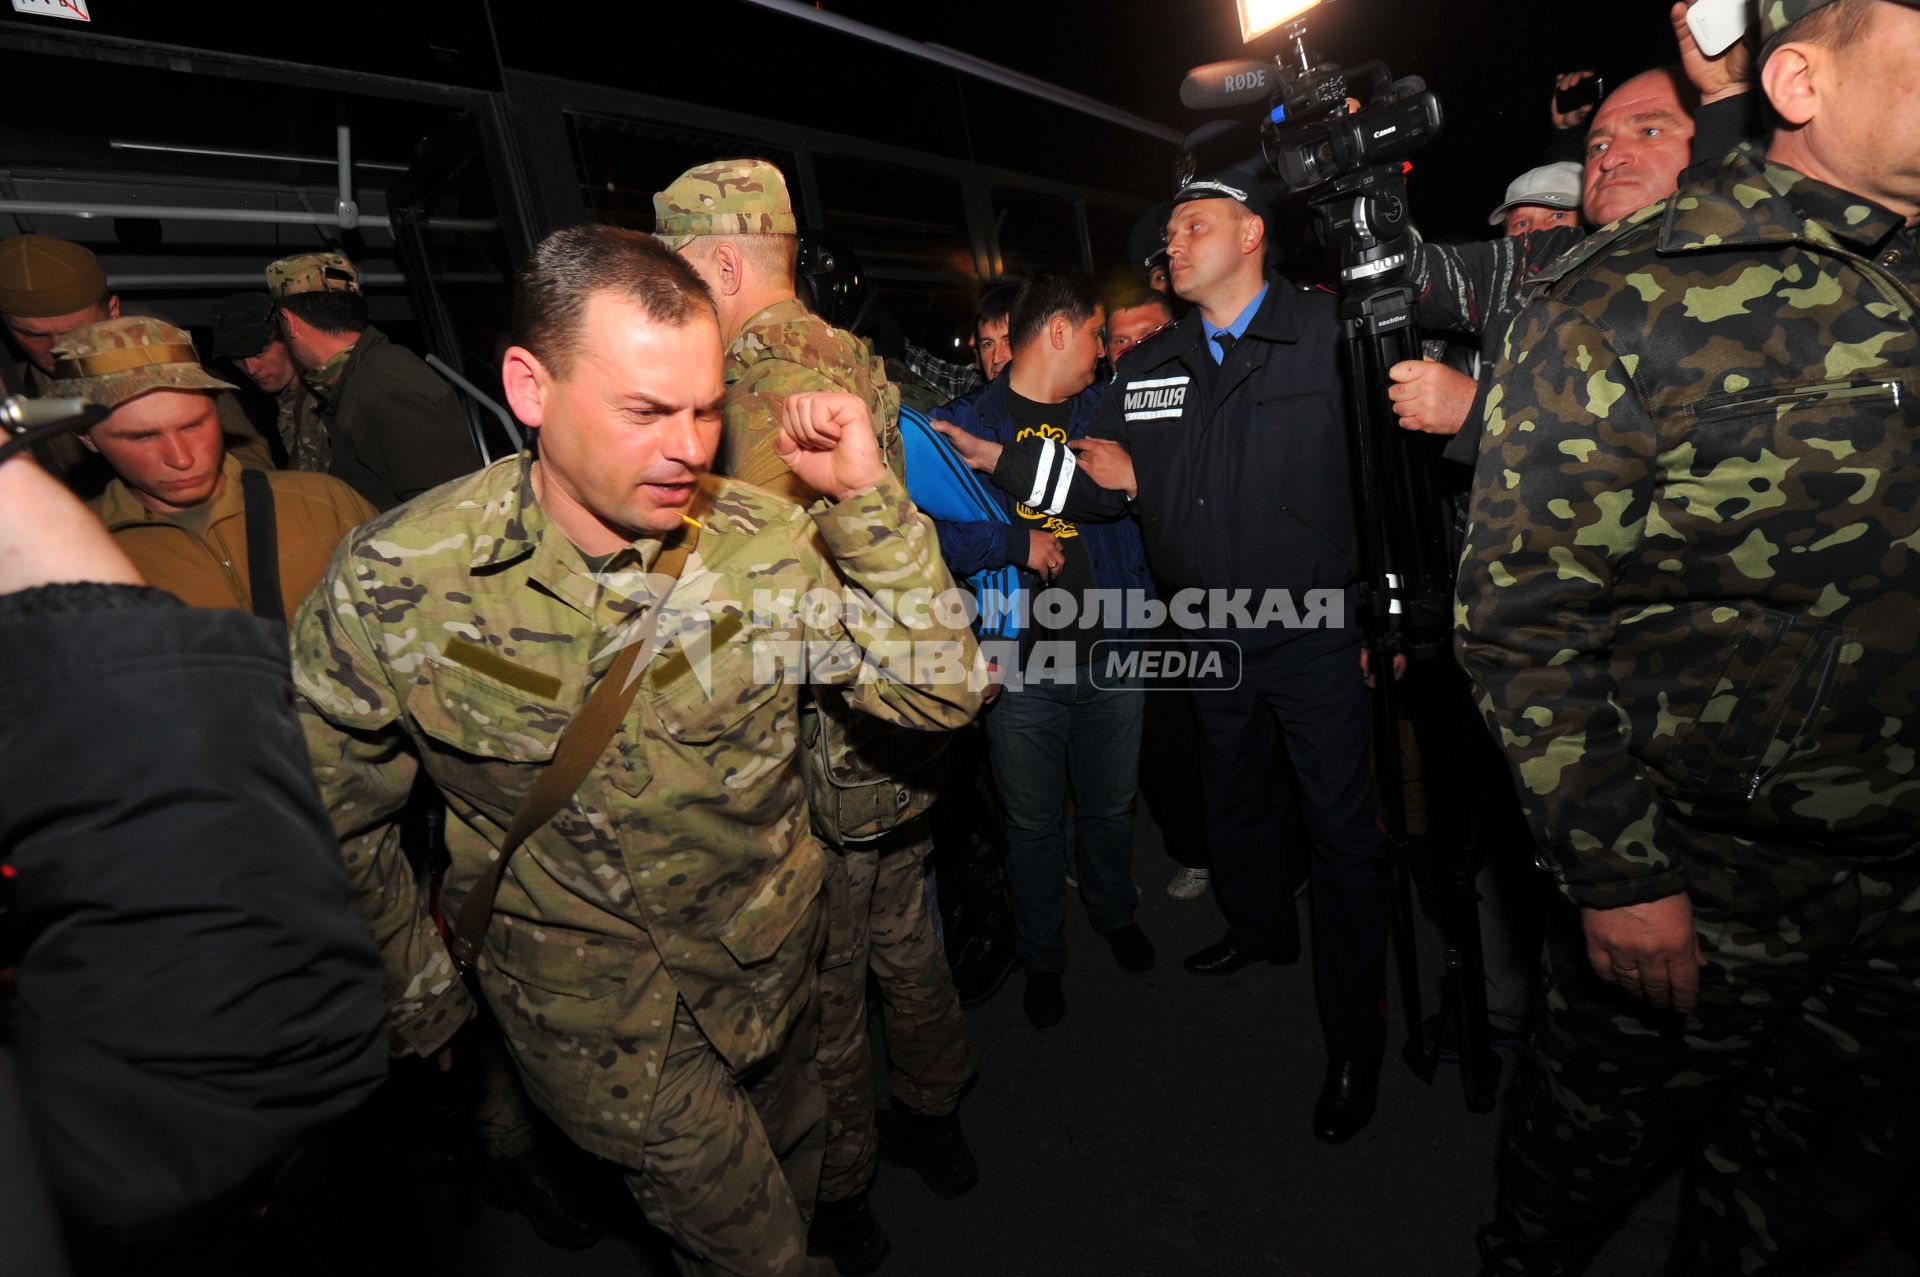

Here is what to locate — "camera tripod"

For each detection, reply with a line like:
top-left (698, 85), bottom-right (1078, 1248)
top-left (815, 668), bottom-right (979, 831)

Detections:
top-left (1307, 158), bottom-right (1501, 1113)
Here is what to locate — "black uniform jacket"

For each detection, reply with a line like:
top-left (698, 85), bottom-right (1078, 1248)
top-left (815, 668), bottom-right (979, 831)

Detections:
top-left (992, 274), bottom-right (1360, 621)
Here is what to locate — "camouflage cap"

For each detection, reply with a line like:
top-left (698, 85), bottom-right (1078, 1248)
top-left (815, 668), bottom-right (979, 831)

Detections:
top-left (209, 291), bottom-right (279, 359)
top-left (652, 159), bottom-right (797, 251)
top-left (50, 316), bottom-right (235, 410)
top-left (1762, 0), bottom-right (1920, 54)
top-left (0, 234), bottom-right (109, 318)
top-left (265, 251), bottom-right (361, 299)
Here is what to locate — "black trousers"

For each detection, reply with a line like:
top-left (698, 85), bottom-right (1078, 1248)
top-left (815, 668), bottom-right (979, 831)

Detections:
top-left (1191, 627), bottom-right (1392, 1064)
top-left (1138, 680), bottom-right (1210, 870)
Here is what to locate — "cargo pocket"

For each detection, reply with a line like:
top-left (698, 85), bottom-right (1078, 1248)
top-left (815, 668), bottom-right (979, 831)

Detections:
top-left (483, 922), bottom-right (639, 1117)
top-left (718, 840), bottom-right (825, 968)
top-left (406, 656), bottom-right (565, 821)
top-left (1662, 603), bottom-right (1847, 805)
top-left (651, 613), bottom-right (781, 744)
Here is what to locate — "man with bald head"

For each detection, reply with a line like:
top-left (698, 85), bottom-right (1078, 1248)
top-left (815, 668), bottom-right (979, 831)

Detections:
top-left (1461, 0), bottom-right (1920, 1270)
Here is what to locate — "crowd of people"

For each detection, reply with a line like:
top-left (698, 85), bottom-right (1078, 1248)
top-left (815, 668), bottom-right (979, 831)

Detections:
top-left (0, 0), bottom-right (1915, 1274)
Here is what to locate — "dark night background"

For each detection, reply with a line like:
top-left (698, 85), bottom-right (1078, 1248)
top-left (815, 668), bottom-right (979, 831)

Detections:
top-left (1, 0), bottom-right (1689, 242)
top-left (494, 0), bottom-right (1687, 240)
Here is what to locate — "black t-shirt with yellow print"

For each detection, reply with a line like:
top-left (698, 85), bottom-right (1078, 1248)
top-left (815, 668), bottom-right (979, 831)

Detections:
top-left (1009, 390), bottom-right (1100, 669)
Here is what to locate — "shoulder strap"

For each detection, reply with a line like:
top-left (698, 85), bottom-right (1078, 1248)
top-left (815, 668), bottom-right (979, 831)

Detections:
top-left (239, 468), bottom-right (285, 625)
top-left (447, 488), bottom-right (710, 970)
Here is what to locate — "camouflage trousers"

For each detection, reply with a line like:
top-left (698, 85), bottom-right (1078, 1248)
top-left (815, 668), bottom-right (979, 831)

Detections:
top-left (623, 998), bottom-right (834, 1277)
top-left (1480, 837), bottom-right (1920, 1276)
top-left (816, 818), bottom-right (975, 1202)
top-left (472, 1019), bottom-right (540, 1157)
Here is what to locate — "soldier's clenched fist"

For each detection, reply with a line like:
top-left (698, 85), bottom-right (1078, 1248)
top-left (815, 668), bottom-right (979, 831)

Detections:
top-left (775, 391), bottom-right (887, 500)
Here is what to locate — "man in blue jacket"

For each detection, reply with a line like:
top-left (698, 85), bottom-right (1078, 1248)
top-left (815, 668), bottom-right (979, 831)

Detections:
top-left (929, 269), bottom-right (1157, 1029)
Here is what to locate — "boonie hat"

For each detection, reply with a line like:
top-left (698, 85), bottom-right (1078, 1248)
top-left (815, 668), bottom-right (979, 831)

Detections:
top-left (651, 158), bottom-right (798, 252)
top-left (1488, 162), bottom-right (1583, 226)
top-left (265, 251), bottom-right (361, 299)
top-left (50, 316), bottom-right (235, 410)
top-left (209, 292), bottom-right (279, 360)
top-left (0, 234), bottom-right (109, 318)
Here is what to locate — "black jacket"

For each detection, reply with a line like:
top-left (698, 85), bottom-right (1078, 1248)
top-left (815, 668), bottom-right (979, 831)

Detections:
top-left (993, 275), bottom-right (1359, 626)
top-left (314, 326), bottom-right (480, 511)
top-left (0, 585), bottom-right (386, 1238)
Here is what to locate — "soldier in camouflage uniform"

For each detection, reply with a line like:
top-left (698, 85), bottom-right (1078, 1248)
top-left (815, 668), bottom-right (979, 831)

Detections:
top-left (211, 291), bottom-right (319, 470)
top-left (659, 159), bottom-right (979, 1273)
top-left (292, 225), bottom-right (980, 1276)
top-left (1456, 2), bottom-right (1920, 1271)
top-left (266, 250), bottom-right (480, 511)
top-left (0, 233), bottom-right (275, 495)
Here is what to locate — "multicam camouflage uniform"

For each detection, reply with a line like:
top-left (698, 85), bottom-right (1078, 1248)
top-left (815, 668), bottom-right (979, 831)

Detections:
top-left (657, 158), bottom-right (976, 1208)
top-left (278, 375), bottom-right (329, 473)
top-left (1456, 140), bottom-right (1920, 1274)
top-left (726, 298), bottom-right (973, 1205)
top-left (723, 298), bottom-right (904, 499)
top-left (292, 455), bottom-right (979, 1275)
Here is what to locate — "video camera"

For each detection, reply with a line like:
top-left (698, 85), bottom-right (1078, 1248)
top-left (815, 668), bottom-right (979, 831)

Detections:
top-left (1182, 18), bottom-right (1441, 287)
top-left (1183, 23), bottom-right (1442, 196)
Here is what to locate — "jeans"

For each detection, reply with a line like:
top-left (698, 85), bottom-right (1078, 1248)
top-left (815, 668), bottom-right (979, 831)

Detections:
top-left (982, 664), bottom-right (1143, 973)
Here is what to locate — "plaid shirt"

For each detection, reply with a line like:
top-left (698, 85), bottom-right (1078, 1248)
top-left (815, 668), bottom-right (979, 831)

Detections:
top-left (903, 340), bottom-right (982, 401)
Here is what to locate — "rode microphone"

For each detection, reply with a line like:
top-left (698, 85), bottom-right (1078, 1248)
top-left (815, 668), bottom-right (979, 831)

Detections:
top-left (1180, 59), bottom-right (1280, 111)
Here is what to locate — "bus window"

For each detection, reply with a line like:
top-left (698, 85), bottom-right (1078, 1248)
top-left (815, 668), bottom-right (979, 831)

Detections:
top-left (567, 115), bottom-right (800, 233)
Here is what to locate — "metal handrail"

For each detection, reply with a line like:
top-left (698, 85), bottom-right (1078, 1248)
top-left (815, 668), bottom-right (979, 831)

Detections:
top-left (0, 198), bottom-right (496, 234)
top-left (426, 353), bottom-right (524, 462)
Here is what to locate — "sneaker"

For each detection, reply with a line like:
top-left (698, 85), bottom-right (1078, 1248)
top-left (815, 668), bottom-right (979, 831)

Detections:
top-left (1165, 867), bottom-right (1210, 900)
top-left (1023, 972), bottom-right (1065, 1028)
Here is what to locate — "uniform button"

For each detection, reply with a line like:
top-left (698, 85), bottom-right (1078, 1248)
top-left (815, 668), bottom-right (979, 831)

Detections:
top-left (1196, 497), bottom-right (1207, 507)
top-left (1881, 250), bottom-right (1903, 266)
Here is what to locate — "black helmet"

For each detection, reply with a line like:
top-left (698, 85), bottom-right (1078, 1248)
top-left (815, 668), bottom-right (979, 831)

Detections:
top-left (796, 230), bottom-right (870, 332)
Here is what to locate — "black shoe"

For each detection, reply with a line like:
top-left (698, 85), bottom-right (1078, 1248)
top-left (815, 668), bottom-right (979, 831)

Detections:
top-left (1312, 1059), bottom-right (1380, 1144)
top-left (480, 1143), bottom-right (605, 1249)
top-left (1182, 936), bottom-right (1296, 976)
top-left (882, 1097), bottom-right (980, 1198)
top-left (1023, 972), bottom-right (1065, 1028)
top-left (808, 1190), bottom-right (890, 1275)
top-left (1099, 923), bottom-right (1156, 973)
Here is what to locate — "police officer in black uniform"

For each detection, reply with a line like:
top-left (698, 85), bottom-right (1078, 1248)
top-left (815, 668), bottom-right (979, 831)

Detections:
top-left (980, 123), bottom-right (1392, 1142)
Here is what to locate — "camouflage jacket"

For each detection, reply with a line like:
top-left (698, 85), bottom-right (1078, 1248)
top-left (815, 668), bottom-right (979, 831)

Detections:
top-left (720, 299), bottom-right (948, 840)
top-left (1456, 142), bottom-right (1919, 910)
top-left (722, 299), bottom-right (902, 503)
top-left (292, 455), bottom-right (980, 1165)
top-left (278, 376), bottom-right (327, 473)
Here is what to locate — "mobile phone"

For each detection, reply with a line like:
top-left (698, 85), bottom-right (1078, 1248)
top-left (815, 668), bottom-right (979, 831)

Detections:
top-left (1686, 0), bottom-right (1751, 57)
top-left (1554, 75), bottom-right (1604, 117)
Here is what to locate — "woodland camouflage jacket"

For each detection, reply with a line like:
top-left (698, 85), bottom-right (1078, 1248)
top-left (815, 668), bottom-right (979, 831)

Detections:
top-left (1456, 142), bottom-right (1919, 909)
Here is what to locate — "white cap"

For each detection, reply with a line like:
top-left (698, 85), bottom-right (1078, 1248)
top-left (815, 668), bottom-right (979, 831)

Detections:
top-left (1488, 161), bottom-right (1583, 226)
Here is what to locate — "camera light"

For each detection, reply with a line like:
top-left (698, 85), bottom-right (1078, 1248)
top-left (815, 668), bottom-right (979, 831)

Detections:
top-left (1238, 0), bottom-right (1322, 43)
